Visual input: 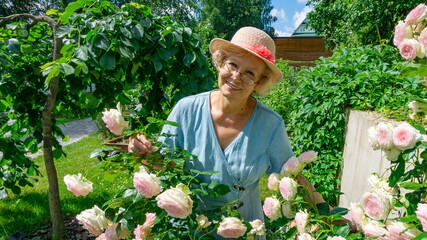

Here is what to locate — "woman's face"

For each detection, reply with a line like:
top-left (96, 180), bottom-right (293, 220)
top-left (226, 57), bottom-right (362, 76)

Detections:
top-left (217, 53), bottom-right (266, 101)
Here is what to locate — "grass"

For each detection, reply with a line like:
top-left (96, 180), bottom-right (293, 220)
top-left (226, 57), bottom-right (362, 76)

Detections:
top-left (0, 133), bottom-right (132, 240)
top-left (0, 132), bottom-right (273, 240)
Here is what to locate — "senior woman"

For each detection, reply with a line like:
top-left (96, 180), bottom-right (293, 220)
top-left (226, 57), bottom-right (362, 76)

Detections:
top-left (129, 26), bottom-right (325, 235)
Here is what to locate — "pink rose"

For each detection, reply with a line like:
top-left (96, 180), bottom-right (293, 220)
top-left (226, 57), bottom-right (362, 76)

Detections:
top-left (196, 214), bottom-right (211, 228)
top-left (405, 4), bottom-right (427, 24)
top-left (282, 202), bottom-right (295, 218)
top-left (102, 108), bottom-right (129, 136)
top-left (295, 210), bottom-right (309, 233)
top-left (393, 122), bottom-right (421, 150)
top-left (393, 21), bottom-right (413, 47)
top-left (298, 151), bottom-right (317, 163)
top-left (280, 156), bottom-right (303, 177)
top-left (133, 167), bottom-right (161, 198)
top-left (267, 173), bottom-right (281, 191)
top-left (376, 122), bottom-right (394, 149)
top-left (419, 28), bottom-right (427, 50)
top-left (63, 173), bottom-right (93, 197)
top-left (361, 190), bottom-right (392, 220)
top-left (386, 220), bottom-right (422, 240)
top-left (399, 39), bottom-right (424, 60)
top-left (263, 196), bottom-right (282, 221)
top-left (76, 205), bottom-right (111, 236)
top-left (343, 202), bottom-right (367, 232)
top-left (279, 177), bottom-right (298, 201)
top-left (104, 223), bottom-right (129, 240)
top-left (217, 217), bottom-right (247, 239)
top-left (362, 220), bottom-right (389, 240)
top-left (134, 213), bottom-right (156, 239)
top-left (415, 203), bottom-right (427, 231)
top-left (156, 184), bottom-right (193, 219)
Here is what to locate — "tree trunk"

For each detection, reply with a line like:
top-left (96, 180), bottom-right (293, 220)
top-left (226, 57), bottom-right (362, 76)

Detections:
top-left (42, 24), bottom-right (64, 240)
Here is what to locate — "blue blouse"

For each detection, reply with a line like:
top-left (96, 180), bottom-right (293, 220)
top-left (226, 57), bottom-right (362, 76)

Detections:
top-left (159, 91), bottom-right (293, 236)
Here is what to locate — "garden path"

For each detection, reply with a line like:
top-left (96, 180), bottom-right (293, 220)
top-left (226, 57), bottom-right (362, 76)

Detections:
top-left (25, 118), bottom-right (98, 158)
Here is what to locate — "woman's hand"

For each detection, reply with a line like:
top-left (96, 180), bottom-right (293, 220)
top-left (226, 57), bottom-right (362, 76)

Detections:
top-left (128, 134), bottom-right (153, 156)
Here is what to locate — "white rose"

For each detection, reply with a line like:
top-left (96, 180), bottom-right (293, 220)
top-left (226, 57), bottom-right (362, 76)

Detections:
top-left (386, 220), bottom-right (422, 239)
top-left (382, 148), bottom-right (401, 161)
top-left (367, 126), bottom-right (380, 150)
top-left (76, 205), bottom-right (111, 236)
top-left (247, 219), bottom-right (265, 237)
top-left (392, 122), bottom-right (422, 150)
top-left (282, 202), bottom-right (295, 219)
top-left (63, 173), bottom-right (93, 197)
top-left (295, 210), bottom-right (309, 233)
top-left (196, 215), bottom-right (211, 228)
top-left (156, 184), bottom-right (193, 219)
top-left (217, 217), bottom-right (247, 239)
top-left (376, 122), bottom-right (394, 149)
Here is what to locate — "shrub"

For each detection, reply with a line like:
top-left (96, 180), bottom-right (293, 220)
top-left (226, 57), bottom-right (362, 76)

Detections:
top-left (289, 44), bottom-right (426, 205)
top-left (261, 59), bottom-right (300, 126)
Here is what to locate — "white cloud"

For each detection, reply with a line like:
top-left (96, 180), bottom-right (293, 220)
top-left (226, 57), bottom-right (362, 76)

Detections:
top-left (293, 6), bottom-right (312, 29)
top-left (275, 30), bottom-right (292, 37)
top-left (274, 26), bottom-right (294, 37)
top-left (270, 8), bottom-right (287, 22)
top-left (296, 0), bottom-right (308, 4)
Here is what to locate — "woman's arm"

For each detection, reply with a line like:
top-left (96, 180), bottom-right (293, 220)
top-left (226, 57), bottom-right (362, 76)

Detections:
top-left (295, 173), bottom-right (333, 211)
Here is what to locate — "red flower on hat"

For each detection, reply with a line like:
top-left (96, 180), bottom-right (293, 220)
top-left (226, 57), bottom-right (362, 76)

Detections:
top-left (233, 41), bottom-right (275, 63)
top-left (253, 45), bottom-right (275, 63)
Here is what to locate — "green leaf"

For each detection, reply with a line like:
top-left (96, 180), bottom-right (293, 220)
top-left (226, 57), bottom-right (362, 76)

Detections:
top-left (56, 26), bottom-right (77, 38)
top-left (120, 27), bottom-right (132, 38)
top-left (400, 182), bottom-right (422, 190)
top-left (0, 189), bottom-right (8, 199)
top-left (21, 45), bottom-right (32, 54)
top-left (183, 52), bottom-right (196, 67)
top-left (333, 223), bottom-right (350, 237)
top-left (213, 184), bottom-right (231, 196)
top-left (60, 1), bottom-right (83, 24)
top-left (413, 232), bottom-right (427, 240)
top-left (100, 52), bottom-right (116, 69)
top-left (157, 48), bottom-right (172, 61)
top-left (74, 46), bottom-right (89, 61)
top-left (152, 55), bottom-right (162, 72)
top-left (119, 45), bottom-right (134, 59)
top-left (123, 189), bottom-right (137, 198)
top-left (172, 31), bottom-right (182, 42)
top-left (132, 24), bottom-right (144, 39)
top-left (60, 63), bottom-right (75, 76)
top-left (53, 148), bottom-right (63, 159)
top-left (140, 18), bottom-right (151, 28)
top-left (6, 39), bottom-right (20, 53)
top-left (399, 214), bottom-right (418, 222)
top-left (285, 227), bottom-right (297, 239)
top-left (94, 38), bottom-right (110, 51)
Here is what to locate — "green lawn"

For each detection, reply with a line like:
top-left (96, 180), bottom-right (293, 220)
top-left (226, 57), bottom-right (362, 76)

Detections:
top-left (0, 133), bottom-right (133, 239)
top-left (0, 133), bottom-right (272, 239)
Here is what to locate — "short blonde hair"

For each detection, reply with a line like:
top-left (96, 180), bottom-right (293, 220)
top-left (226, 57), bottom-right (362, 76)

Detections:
top-left (211, 46), bottom-right (277, 97)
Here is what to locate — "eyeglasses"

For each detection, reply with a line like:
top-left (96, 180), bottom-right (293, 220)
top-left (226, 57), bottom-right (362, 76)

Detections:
top-left (222, 61), bottom-right (259, 86)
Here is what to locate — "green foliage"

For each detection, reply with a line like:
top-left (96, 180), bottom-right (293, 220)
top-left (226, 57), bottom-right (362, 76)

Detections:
top-left (198, 0), bottom-right (277, 41)
top-left (0, 0), bottom-right (215, 198)
top-left (261, 59), bottom-right (300, 126)
top-left (307, 0), bottom-right (425, 49)
top-left (289, 44), bottom-right (426, 204)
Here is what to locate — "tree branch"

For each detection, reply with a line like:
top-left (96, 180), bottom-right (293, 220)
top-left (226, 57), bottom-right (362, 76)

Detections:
top-left (0, 13), bottom-right (56, 28)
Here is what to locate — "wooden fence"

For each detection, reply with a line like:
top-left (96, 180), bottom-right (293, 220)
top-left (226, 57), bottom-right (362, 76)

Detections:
top-left (273, 37), bottom-right (332, 68)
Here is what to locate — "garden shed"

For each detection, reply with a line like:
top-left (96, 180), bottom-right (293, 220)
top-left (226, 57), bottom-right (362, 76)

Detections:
top-left (273, 17), bottom-right (332, 67)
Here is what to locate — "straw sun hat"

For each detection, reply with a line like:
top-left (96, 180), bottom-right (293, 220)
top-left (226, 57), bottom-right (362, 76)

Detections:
top-left (209, 26), bottom-right (283, 84)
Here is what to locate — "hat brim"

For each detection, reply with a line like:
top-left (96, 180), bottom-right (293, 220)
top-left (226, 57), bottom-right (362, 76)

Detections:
top-left (209, 38), bottom-right (284, 84)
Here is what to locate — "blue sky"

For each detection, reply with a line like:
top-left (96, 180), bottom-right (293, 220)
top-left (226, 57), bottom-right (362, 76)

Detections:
top-left (271, 0), bottom-right (312, 36)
